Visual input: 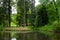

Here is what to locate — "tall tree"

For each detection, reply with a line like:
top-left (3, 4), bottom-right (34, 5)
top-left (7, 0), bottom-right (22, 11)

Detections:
top-left (29, 0), bottom-right (36, 27)
top-left (17, 0), bottom-right (25, 26)
top-left (2, 0), bottom-right (12, 27)
top-left (8, 0), bottom-right (11, 27)
top-left (0, 0), bottom-right (9, 27)
top-left (17, 0), bottom-right (30, 26)
top-left (52, 0), bottom-right (59, 22)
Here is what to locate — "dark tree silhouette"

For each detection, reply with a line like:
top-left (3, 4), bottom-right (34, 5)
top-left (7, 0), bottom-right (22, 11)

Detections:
top-left (37, 5), bottom-right (48, 27)
top-left (8, 0), bottom-right (11, 27)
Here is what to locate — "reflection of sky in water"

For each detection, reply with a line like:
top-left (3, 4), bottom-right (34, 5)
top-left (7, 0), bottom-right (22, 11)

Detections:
top-left (12, 38), bottom-right (16, 40)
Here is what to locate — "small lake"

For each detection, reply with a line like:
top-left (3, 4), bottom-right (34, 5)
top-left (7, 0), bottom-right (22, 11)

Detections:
top-left (0, 32), bottom-right (49, 40)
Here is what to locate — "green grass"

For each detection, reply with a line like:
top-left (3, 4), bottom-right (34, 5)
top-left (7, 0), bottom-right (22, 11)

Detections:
top-left (39, 24), bottom-right (54, 36)
top-left (39, 21), bottom-right (59, 34)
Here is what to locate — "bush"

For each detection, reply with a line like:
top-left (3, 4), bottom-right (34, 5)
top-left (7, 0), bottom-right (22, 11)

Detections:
top-left (53, 22), bottom-right (60, 33)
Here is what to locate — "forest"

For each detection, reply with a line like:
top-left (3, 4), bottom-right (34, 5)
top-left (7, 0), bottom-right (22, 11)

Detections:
top-left (0, 0), bottom-right (60, 40)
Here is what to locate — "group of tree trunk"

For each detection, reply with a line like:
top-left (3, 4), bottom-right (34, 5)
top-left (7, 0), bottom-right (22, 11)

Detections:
top-left (0, 0), bottom-right (11, 27)
top-left (17, 0), bottom-right (36, 27)
top-left (0, 0), bottom-right (59, 27)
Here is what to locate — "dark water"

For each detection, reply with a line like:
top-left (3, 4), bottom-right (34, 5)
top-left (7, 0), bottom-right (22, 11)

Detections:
top-left (0, 32), bottom-right (49, 40)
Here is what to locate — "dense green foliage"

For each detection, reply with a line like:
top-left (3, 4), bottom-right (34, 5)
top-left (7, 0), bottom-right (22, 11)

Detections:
top-left (0, 0), bottom-right (59, 28)
top-left (0, 0), bottom-right (60, 40)
top-left (36, 5), bottom-right (48, 27)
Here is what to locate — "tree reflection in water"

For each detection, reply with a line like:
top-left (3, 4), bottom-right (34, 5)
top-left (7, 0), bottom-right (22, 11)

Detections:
top-left (0, 32), bottom-right (49, 40)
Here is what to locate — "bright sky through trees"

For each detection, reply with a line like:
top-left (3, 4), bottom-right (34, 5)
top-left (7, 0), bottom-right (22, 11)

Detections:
top-left (35, 0), bottom-right (40, 6)
top-left (12, 0), bottom-right (40, 14)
